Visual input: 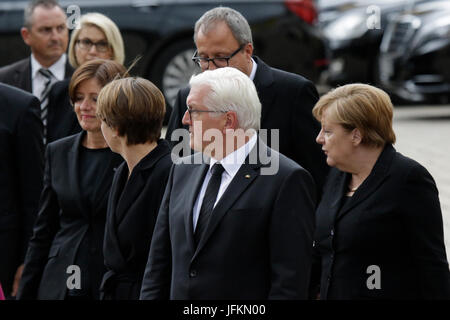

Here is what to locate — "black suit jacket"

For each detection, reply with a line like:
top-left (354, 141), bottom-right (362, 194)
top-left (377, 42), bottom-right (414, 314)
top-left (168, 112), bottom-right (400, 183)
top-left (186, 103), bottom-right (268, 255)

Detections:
top-left (0, 57), bottom-right (77, 144)
top-left (140, 140), bottom-right (316, 300)
top-left (0, 83), bottom-right (44, 296)
top-left (314, 144), bottom-right (450, 299)
top-left (46, 79), bottom-right (81, 143)
top-left (17, 132), bottom-right (123, 300)
top-left (100, 140), bottom-right (172, 300)
top-left (0, 56), bottom-right (74, 93)
top-left (165, 57), bottom-right (328, 195)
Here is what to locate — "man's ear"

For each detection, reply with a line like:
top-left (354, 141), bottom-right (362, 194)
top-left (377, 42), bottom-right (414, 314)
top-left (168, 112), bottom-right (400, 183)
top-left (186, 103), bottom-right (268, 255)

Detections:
top-left (352, 128), bottom-right (362, 146)
top-left (223, 111), bottom-right (238, 132)
top-left (244, 42), bottom-right (253, 59)
top-left (21, 27), bottom-right (31, 46)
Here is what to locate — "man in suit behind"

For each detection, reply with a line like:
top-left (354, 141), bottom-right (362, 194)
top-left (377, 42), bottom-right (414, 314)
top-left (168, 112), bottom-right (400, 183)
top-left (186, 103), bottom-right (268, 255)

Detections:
top-left (140, 67), bottom-right (316, 300)
top-left (165, 6), bottom-right (328, 195)
top-left (0, 83), bottom-right (44, 298)
top-left (0, 0), bottom-right (73, 144)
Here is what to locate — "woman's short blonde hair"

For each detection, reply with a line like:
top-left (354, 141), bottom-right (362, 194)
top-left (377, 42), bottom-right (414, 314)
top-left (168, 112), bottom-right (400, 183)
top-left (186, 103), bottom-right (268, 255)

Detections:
top-left (312, 83), bottom-right (396, 147)
top-left (68, 12), bottom-right (125, 68)
top-left (96, 77), bottom-right (166, 145)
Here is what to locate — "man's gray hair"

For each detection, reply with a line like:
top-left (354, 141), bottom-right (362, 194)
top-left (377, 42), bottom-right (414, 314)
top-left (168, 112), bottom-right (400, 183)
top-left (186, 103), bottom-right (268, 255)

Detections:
top-left (189, 67), bottom-right (261, 131)
top-left (24, 0), bottom-right (63, 28)
top-left (194, 7), bottom-right (253, 46)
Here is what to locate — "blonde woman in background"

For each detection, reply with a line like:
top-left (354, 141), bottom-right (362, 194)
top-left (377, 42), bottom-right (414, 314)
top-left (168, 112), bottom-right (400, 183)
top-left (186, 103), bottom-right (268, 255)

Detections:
top-left (46, 12), bottom-right (125, 144)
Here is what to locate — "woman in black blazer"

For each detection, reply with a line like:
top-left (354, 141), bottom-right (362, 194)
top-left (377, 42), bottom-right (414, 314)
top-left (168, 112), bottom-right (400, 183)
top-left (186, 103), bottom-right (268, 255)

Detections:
top-left (96, 77), bottom-right (172, 300)
top-left (17, 60), bottom-right (128, 300)
top-left (311, 83), bottom-right (450, 299)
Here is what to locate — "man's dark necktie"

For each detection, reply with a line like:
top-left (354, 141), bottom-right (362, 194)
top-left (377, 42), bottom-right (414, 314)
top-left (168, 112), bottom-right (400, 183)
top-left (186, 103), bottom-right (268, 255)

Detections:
top-left (39, 68), bottom-right (55, 145)
top-left (195, 163), bottom-right (225, 247)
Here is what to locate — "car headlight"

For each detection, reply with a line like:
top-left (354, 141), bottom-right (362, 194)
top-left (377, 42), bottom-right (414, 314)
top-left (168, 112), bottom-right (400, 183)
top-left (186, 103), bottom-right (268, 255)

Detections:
top-left (323, 12), bottom-right (367, 41)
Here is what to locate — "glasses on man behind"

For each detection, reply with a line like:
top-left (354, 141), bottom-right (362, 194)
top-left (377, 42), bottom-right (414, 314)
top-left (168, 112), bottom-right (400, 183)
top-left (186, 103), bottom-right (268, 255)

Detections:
top-left (192, 44), bottom-right (245, 69)
top-left (76, 38), bottom-right (110, 53)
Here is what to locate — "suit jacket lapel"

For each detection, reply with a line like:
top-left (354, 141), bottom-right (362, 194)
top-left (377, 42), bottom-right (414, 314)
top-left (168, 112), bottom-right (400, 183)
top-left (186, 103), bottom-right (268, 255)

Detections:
top-left (109, 163), bottom-right (127, 224)
top-left (67, 132), bottom-right (89, 217)
top-left (337, 144), bottom-right (395, 221)
top-left (183, 153), bottom-right (210, 254)
top-left (14, 58), bottom-right (32, 93)
top-left (64, 61), bottom-right (74, 79)
top-left (253, 57), bottom-right (275, 125)
top-left (115, 169), bottom-right (144, 224)
top-left (325, 169), bottom-right (349, 225)
top-left (104, 163), bottom-right (128, 267)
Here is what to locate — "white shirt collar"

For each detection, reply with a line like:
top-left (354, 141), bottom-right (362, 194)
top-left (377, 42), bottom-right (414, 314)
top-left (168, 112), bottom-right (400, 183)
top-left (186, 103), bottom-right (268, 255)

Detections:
top-left (31, 53), bottom-right (67, 81)
top-left (249, 57), bottom-right (257, 81)
top-left (209, 133), bottom-right (258, 178)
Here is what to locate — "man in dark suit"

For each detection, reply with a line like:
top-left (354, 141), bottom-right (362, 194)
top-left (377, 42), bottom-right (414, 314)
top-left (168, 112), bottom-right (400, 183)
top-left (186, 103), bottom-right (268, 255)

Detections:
top-left (165, 6), bottom-right (328, 194)
top-left (140, 67), bottom-right (316, 300)
top-left (45, 79), bottom-right (81, 143)
top-left (0, 83), bottom-right (44, 298)
top-left (0, 0), bottom-right (74, 144)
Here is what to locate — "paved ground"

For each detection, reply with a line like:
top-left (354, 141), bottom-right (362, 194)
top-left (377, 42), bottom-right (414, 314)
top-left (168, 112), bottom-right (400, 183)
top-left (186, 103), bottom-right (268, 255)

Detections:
top-left (393, 104), bottom-right (450, 260)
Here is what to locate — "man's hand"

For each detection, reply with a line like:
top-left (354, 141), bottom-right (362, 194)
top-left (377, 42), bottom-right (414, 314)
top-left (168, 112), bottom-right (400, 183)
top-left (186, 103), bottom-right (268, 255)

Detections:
top-left (11, 264), bottom-right (24, 297)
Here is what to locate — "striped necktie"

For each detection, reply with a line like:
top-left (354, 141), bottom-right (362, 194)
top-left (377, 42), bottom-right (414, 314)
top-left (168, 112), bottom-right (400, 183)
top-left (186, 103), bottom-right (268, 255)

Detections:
top-left (39, 68), bottom-right (56, 145)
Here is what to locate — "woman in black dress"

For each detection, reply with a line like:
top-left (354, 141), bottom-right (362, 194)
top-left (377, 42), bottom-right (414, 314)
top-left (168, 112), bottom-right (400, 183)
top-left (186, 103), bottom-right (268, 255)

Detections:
top-left (311, 83), bottom-right (450, 299)
top-left (17, 59), bottom-right (127, 300)
top-left (96, 77), bottom-right (172, 299)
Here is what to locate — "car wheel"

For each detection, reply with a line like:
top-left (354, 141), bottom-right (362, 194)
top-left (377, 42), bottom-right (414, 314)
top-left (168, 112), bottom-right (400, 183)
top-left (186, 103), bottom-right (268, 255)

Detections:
top-left (150, 39), bottom-right (198, 108)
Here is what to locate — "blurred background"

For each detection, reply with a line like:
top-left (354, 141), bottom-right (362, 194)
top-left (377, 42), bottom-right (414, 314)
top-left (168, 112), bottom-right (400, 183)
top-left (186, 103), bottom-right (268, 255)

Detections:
top-left (1, 0), bottom-right (449, 105)
top-left (1, 0), bottom-right (450, 258)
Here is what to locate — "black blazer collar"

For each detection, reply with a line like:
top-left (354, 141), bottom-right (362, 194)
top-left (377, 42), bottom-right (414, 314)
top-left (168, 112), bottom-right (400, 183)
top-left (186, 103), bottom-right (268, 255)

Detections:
top-left (67, 131), bottom-right (87, 216)
top-left (114, 139), bottom-right (171, 225)
top-left (68, 131), bottom-right (121, 218)
top-left (13, 57), bottom-right (32, 93)
top-left (182, 152), bottom-right (210, 254)
top-left (334, 144), bottom-right (396, 221)
top-left (252, 56), bottom-right (275, 124)
top-left (64, 60), bottom-right (75, 78)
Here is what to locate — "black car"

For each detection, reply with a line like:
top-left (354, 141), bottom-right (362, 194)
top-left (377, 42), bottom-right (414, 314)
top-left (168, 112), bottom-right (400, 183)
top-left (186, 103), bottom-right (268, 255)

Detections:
top-left (0, 0), bottom-right (327, 107)
top-left (378, 0), bottom-right (450, 103)
top-left (318, 0), bottom-right (425, 87)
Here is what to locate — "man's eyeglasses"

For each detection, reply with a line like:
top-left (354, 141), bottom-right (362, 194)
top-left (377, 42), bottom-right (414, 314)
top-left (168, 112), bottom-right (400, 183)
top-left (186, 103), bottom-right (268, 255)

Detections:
top-left (186, 106), bottom-right (226, 119)
top-left (191, 44), bottom-right (245, 69)
top-left (76, 38), bottom-right (110, 53)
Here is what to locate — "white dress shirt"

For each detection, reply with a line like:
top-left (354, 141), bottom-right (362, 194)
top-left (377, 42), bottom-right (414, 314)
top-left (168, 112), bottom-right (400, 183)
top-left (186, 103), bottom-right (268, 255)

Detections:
top-left (31, 53), bottom-right (67, 99)
top-left (249, 57), bottom-right (257, 81)
top-left (192, 134), bottom-right (258, 230)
